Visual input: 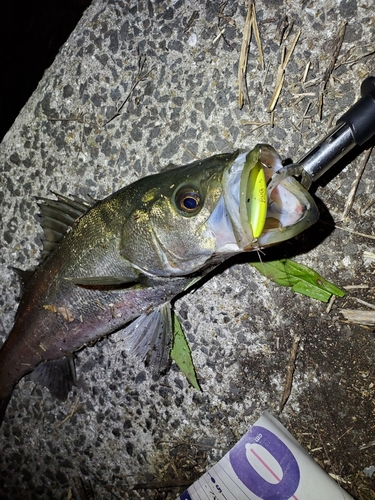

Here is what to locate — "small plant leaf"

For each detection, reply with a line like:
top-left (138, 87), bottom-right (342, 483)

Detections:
top-left (251, 259), bottom-right (345, 302)
top-left (171, 313), bottom-right (201, 390)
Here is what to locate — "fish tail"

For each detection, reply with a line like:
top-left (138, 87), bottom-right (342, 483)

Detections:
top-left (0, 388), bottom-right (14, 427)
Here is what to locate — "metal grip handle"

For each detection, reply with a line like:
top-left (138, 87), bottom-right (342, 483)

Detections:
top-left (299, 76), bottom-right (375, 183)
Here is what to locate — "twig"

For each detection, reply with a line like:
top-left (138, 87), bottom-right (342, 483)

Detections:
top-left (241, 121), bottom-right (270, 138)
top-left (359, 439), bottom-right (375, 450)
top-left (55, 396), bottom-right (83, 428)
top-left (104, 54), bottom-right (153, 126)
top-left (47, 112), bottom-right (95, 127)
top-left (342, 147), bottom-right (373, 219)
top-left (339, 309), bottom-right (375, 326)
top-left (251, 2), bottom-right (264, 69)
top-left (362, 199), bottom-right (375, 214)
top-left (241, 120), bottom-right (270, 126)
top-left (238, 0), bottom-right (253, 108)
top-left (336, 426), bottom-right (353, 442)
top-left (184, 10), bottom-right (199, 33)
top-left (302, 61), bottom-right (311, 83)
top-left (333, 225), bottom-right (375, 240)
top-left (363, 250), bottom-right (375, 260)
top-left (336, 46), bottom-right (375, 69)
top-left (276, 14), bottom-right (289, 45)
top-left (268, 30), bottom-right (301, 112)
top-left (181, 145), bottom-right (199, 159)
top-left (354, 297), bottom-right (375, 310)
top-left (262, 59), bottom-right (271, 85)
top-left (321, 22), bottom-right (347, 89)
top-left (343, 284), bottom-right (368, 290)
top-left (279, 335), bottom-right (300, 413)
top-left (318, 21), bottom-right (346, 119)
top-left (320, 220), bottom-right (375, 241)
top-left (217, 1), bottom-right (236, 27)
top-left (132, 480), bottom-right (193, 491)
top-left (212, 27), bottom-right (226, 45)
top-left (326, 294), bottom-right (336, 313)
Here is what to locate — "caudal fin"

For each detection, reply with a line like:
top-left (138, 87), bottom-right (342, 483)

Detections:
top-left (0, 388), bottom-right (14, 427)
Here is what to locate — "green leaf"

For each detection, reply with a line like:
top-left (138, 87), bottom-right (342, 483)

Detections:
top-left (251, 259), bottom-right (345, 302)
top-left (171, 313), bottom-right (201, 391)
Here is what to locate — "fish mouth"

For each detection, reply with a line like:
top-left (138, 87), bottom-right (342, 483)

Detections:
top-left (207, 144), bottom-right (319, 253)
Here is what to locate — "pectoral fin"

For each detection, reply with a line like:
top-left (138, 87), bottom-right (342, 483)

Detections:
top-left (120, 303), bottom-right (173, 374)
top-left (30, 355), bottom-right (76, 401)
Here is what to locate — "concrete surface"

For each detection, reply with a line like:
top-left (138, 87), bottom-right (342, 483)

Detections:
top-left (1, 0), bottom-right (374, 498)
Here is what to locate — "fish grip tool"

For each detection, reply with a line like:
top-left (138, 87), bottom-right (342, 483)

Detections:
top-left (298, 75), bottom-right (375, 184)
top-left (268, 76), bottom-right (375, 190)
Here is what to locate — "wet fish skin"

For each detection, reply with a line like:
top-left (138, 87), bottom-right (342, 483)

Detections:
top-left (0, 146), bottom-right (319, 425)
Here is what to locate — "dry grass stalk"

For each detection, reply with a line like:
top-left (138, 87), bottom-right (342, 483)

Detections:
top-left (318, 21), bottom-right (346, 119)
top-left (252, 2), bottom-right (264, 69)
top-left (359, 440), bottom-right (375, 450)
top-left (238, 0), bottom-right (253, 108)
top-left (241, 120), bottom-right (270, 125)
top-left (326, 294), bottom-right (336, 313)
top-left (343, 285), bottom-right (369, 290)
top-left (340, 309), bottom-right (375, 326)
top-left (184, 10), bottom-right (199, 33)
top-left (268, 30), bottom-right (301, 112)
top-left (237, 0), bottom-right (263, 108)
top-left (212, 27), bottom-right (226, 44)
top-left (322, 22), bottom-right (347, 88)
top-left (279, 335), bottom-right (300, 413)
top-left (105, 55), bottom-right (153, 126)
top-left (302, 61), bottom-right (311, 83)
top-left (363, 250), bottom-right (375, 260)
top-left (354, 297), bottom-right (375, 310)
top-left (333, 224), bottom-right (375, 240)
top-left (342, 147), bottom-right (373, 219)
top-left (270, 110), bottom-right (275, 127)
top-left (276, 14), bottom-right (288, 45)
top-left (262, 59), bottom-right (271, 85)
top-left (336, 43), bottom-right (375, 69)
top-left (55, 396), bottom-right (83, 428)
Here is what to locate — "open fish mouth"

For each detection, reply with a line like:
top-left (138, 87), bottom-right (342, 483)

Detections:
top-left (207, 144), bottom-right (319, 253)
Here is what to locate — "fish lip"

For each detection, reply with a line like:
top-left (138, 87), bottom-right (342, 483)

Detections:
top-left (207, 144), bottom-right (319, 253)
top-left (255, 145), bottom-right (319, 246)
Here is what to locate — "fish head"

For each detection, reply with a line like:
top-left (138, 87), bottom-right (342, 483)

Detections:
top-left (120, 145), bottom-right (319, 277)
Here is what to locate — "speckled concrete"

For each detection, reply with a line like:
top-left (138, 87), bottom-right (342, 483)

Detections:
top-left (1, 0), bottom-right (375, 499)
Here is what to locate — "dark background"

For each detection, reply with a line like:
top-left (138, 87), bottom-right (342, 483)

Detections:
top-left (0, 0), bottom-right (91, 141)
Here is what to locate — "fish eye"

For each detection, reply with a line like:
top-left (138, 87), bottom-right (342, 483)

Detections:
top-left (175, 188), bottom-right (201, 214)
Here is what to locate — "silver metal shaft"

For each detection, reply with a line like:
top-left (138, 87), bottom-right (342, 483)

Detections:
top-left (298, 122), bottom-right (356, 182)
top-left (297, 76), bottom-right (375, 183)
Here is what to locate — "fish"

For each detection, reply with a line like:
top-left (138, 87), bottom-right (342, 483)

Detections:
top-left (0, 144), bottom-right (319, 425)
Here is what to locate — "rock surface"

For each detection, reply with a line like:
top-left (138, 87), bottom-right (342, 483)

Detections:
top-left (1, 0), bottom-right (375, 498)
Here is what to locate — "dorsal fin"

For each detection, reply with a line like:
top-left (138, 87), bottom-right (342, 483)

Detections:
top-left (37, 192), bottom-right (94, 261)
top-left (11, 267), bottom-right (35, 292)
top-left (159, 161), bottom-right (178, 172)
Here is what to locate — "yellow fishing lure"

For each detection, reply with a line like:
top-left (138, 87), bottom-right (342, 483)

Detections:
top-left (247, 162), bottom-right (267, 238)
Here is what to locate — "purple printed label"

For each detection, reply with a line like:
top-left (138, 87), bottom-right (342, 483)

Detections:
top-left (178, 491), bottom-right (192, 500)
top-left (229, 425), bottom-right (300, 499)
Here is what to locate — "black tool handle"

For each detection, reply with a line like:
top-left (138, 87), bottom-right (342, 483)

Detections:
top-left (337, 76), bottom-right (375, 146)
top-left (299, 76), bottom-right (375, 182)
